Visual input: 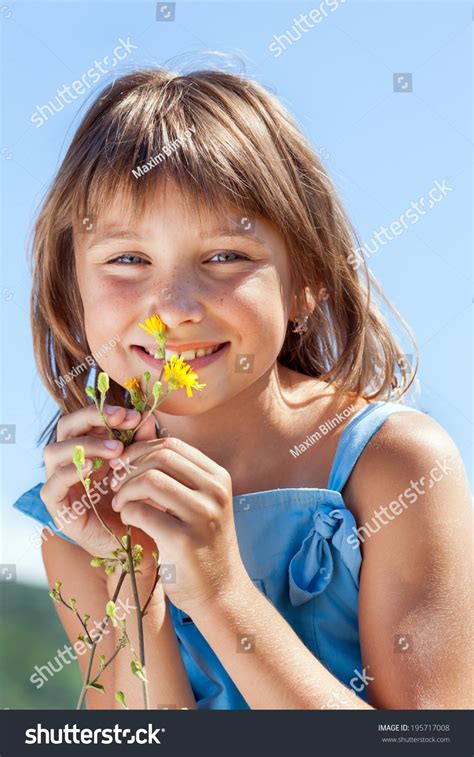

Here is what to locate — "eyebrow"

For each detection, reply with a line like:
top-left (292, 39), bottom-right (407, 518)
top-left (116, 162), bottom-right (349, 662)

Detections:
top-left (86, 230), bottom-right (145, 251)
top-left (201, 225), bottom-right (267, 246)
top-left (85, 224), bottom-right (267, 250)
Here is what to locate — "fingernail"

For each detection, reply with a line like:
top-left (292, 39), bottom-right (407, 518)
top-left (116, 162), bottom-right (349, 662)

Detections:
top-left (125, 409), bottom-right (138, 419)
top-left (111, 496), bottom-right (118, 508)
top-left (104, 405), bottom-right (121, 416)
top-left (104, 439), bottom-right (122, 449)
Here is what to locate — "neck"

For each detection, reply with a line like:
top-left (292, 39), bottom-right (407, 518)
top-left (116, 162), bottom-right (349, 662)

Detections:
top-left (153, 362), bottom-right (315, 482)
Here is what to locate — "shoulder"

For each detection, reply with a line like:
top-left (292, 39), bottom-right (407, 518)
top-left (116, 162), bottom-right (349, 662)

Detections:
top-left (346, 407), bottom-right (469, 515)
top-left (345, 407), bottom-right (471, 568)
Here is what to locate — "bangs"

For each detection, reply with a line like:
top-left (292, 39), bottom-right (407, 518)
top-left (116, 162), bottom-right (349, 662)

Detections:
top-left (69, 70), bottom-right (293, 235)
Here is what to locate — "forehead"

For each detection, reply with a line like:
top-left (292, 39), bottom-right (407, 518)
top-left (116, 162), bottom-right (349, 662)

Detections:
top-left (76, 180), bottom-right (283, 250)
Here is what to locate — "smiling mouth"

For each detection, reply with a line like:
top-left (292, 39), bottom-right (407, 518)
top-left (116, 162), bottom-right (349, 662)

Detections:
top-left (136, 343), bottom-right (227, 362)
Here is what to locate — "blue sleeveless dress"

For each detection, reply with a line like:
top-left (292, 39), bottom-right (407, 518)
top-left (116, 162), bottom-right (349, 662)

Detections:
top-left (12, 400), bottom-right (423, 709)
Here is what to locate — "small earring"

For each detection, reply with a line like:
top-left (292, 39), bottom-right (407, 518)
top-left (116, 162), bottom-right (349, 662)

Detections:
top-left (291, 314), bottom-right (309, 334)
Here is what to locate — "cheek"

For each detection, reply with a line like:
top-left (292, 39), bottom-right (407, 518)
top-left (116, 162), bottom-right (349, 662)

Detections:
top-left (81, 277), bottom-right (134, 354)
top-left (223, 274), bottom-right (289, 340)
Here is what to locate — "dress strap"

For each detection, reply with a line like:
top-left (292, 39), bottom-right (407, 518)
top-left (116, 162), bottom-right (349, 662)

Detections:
top-left (327, 401), bottom-right (423, 493)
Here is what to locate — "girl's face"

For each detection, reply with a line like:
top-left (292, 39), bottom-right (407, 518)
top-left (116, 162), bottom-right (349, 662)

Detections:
top-left (74, 181), bottom-right (298, 415)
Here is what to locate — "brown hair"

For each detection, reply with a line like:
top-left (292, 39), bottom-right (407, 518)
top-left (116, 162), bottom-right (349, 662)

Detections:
top-left (30, 68), bottom-right (418, 447)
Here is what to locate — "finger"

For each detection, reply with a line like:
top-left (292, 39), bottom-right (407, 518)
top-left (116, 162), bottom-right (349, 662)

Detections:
top-left (111, 471), bottom-right (205, 524)
top-left (132, 412), bottom-right (158, 442)
top-left (110, 447), bottom-right (206, 494)
top-left (40, 460), bottom-right (94, 519)
top-left (119, 500), bottom-right (183, 543)
top-left (109, 436), bottom-right (217, 477)
top-left (44, 435), bottom-right (124, 478)
top-left (56, 404), bottom-right (141, 442)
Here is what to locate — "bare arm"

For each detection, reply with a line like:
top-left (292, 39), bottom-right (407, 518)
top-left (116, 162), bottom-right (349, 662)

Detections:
top-left (41, 532), bottom-right (118, 709)
top-left (350, 412), bottom-right (473, 709)
top-left (189, 413), bottom-right (473, 709)
top-left (105, 569), bottom-right (197, 710)
top-left (41, 533), bottom-right (197, 709)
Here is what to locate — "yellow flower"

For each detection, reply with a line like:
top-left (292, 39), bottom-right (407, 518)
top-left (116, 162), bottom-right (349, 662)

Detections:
top-left (139, 314), bottom-right (166, 343)
top-left (124, 378), bottom-right (141, 393)
top-left (124, 377), bottom-right (145, 411)
top-left (163, 355), bottom-right (206, 398)
top-left (138, 314), bottom-right (166, 357)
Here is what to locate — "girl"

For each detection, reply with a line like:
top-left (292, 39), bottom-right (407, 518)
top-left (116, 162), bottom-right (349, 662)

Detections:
top-left (14, 68), bottom-right (472, 710)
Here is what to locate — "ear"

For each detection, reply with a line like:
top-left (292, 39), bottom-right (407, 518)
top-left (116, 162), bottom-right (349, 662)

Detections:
top-left (290, 286), bottom-right (317, 320)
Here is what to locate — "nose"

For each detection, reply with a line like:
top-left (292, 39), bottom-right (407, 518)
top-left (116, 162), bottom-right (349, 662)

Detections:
top-left (146, 278), bottom-right (205, 329)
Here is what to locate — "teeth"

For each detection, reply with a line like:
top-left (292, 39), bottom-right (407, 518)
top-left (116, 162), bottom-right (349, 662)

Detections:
top-left (144, 344), bottom-right (221, 360)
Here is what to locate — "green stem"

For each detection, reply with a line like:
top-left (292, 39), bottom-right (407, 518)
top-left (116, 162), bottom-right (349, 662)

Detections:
top-left (142, 562), bottom-right (161, 618)
top-left (125, 527), bottom-right (149, 709)
top-left (130, 396), bottom-right (159, 438)
top-left (89, 639), bottom-right (126, 686)
top-left (58, 595), bottom-right (93, 645)
top-left (80, 475), bottom-right (123, 550)
top-left (76, 569), bottom-right (127, 710)
top-left (76, 644), bottom-right (97, 710)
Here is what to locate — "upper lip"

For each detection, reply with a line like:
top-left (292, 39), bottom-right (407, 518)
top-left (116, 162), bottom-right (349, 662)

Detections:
top-left (138, 342), bottom-right (225, 352)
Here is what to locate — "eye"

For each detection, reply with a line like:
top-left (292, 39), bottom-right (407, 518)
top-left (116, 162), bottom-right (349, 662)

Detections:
top-left (207, 251), bottom-right (249, 263)
top-left (107, 254), bottom-right (148, 265)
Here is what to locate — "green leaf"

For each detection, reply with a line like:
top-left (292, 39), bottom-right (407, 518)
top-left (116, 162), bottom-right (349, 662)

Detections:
top-left (118, 633), bottom-right (128, 647)
top-left (121, 534), bottom-right (129, 549)
top-left (152, 381), bottom-right (162, 400)
top-left (105, 600), bottom-right (117, 619)
top-left (97, 372), bottom-right (110, 395)
top-left (72, 445), bottom-right (85, 470)
top-left (90, 557), bottom-right (105, 568)
top-left (84, 613), bottom-right (90, 622)
top-left (131, 660), bottom-right (147, 683)
top-left (84, 477), bottom-right (91, 491)
top-left (98, 654), bottom-right (106, 670)
top-left (92, 457), bottom-right (104, 471)
top-left (48, 590), bottom-right (59, 603)
top-left (69, 598), bottom-right (77, 612)
top-left (115, 690), bottom-right (128, 709)
top-left (105, 564), bottom-right (116, 575)
top-left (85, 386), bottom-right (97, 400)
top-left (87, 682), bottom-right (105, 693)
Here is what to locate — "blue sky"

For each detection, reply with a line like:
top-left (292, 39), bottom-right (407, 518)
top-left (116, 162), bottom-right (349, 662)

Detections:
top-left (1, 0), bottom-right (472, 585)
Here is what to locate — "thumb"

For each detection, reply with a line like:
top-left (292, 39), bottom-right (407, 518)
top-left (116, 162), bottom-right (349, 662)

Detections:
top-left (133, 412), bottom-right (158, 442)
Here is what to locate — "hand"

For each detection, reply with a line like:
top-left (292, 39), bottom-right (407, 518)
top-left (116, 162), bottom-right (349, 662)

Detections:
top-left (108, 436), bottom-right (248, 615)
top-left (40, 404), bottom-right (159, 570)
